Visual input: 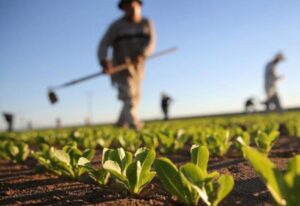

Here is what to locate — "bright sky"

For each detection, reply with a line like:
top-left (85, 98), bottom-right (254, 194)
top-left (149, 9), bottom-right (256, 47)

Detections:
top-left (1, 0), bottom-right (300, 130)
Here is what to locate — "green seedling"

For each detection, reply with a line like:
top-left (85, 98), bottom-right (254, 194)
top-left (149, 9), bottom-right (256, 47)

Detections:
top-left (154, 145), bottom-right (234, 206)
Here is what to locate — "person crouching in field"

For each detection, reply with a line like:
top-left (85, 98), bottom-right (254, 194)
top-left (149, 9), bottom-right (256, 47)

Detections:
top-left (264, 53), bottom-right (285, 114)
top-left (98, 0), bottom-right (156, 130)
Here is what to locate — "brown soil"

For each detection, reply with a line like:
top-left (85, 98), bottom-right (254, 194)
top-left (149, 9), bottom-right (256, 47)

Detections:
top-left (0, 135), bottom-right (299, 206)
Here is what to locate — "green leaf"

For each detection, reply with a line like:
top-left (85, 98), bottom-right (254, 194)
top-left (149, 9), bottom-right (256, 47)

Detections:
top-left (8, 144), bottom-right (19, 157)
top-left (191, 145), bottom-right (209, 174)
top-left (39, 143), bottom-right (50, 153)
top-left (18, 143), bottom-right (29, 163)
top-left (180, 163), bottom-right (206, 185)
top-left (135, 148), bottom-right (156, 188)
top-left (126, 161), bottom-right (141, 194)
top-left (205, 171), bottom-right (219, 183)
top-left (89, 168), bottom-right (110, 186)
top-left (54, 160), bottom-right (74, 177)
top-left (102, 148), bottom-right (111, 164)
top-left (154, 158), bottom-right (188, 203)
top-left (211, 175), bottom-right (234, 206)
top-left (107, 148), bottom-right (132, 173)
top-left (82, 149), bottom-right (95, 161)
top-left (77, 157), bottom-right (91, 167)
top-left (242, 145), bottom-right (287, 205)
top-left (103, 160), bottom-right (127, 181)
top-left (69, 148), bottom-right (82, 166)
top-left (284, 155), bottom-right (300, 205)
top-left (51, 148), bottom-right (71, 165)
top-left (140, 171), bottom-right (156, 190)
top-left (180, 163), bottom-right (207, 205)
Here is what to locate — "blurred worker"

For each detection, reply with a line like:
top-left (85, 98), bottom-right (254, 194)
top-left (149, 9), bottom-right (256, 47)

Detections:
top-left (264, 53), bottom-right (285, 114)
top-left (98, 0), bottom-right (155, 130)
top-left (161, 93), bottom-right (173, 120)
top-left (3, 113), bottom-right (14, 132)
top-left (27, 121), bottom-right (33, 130)
top-left (244, 97), bottom-right (256, 114)
top-left (56, 118), bottom-right (62, 129)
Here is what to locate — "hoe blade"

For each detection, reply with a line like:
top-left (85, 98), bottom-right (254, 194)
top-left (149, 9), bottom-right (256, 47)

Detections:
top-left (48, 90), bottom-right (58, 104)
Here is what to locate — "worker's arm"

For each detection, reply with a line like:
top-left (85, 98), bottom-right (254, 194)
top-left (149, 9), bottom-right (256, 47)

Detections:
top-left (136, 19), bottom-right (156, 63)
top-left (143, 19), bottom-right (156, 57)
top-left (97, 23), bottom-right (115, 74)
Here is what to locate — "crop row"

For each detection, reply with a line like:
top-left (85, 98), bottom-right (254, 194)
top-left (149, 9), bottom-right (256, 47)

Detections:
top-left (1, 138), bottom-right (299, 206)
top-left (0, 113), bottom-right (299, 205)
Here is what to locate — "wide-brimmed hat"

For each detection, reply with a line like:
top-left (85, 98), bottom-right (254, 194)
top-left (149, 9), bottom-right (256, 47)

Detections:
top-left (118, 0), bottom-right (143, 10)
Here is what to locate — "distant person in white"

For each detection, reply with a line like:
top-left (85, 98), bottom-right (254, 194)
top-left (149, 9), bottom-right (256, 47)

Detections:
top-left (264, 53), bottom-right (285, 114)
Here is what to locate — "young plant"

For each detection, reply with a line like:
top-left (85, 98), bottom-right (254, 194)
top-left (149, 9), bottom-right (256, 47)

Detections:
top-left (238, 137), bottom-right (300, 206)
top-left (32, 142), bottom-right (95, 179)
top-left (140, 132), bottom-right (159, 150)
top-left (206, 129), bottom-right (232, 156)
top-left (285, 120), bottom-right (300, 138)
top-left (158, 129), bottom-right (189, 154)
top-left (102, 147), bottom-right (156, 194)
top-left (154, 145), bottom-right (234, 206)
top-left (77, 149), bottom-right (111, 186)
top-left (118, 131), bottom-right (142, 152)
top-left (0, 140), bottom-right (29, 163)
top-left (233, 131), bottom-right (251, 154)
top-left (189, 127), bottom-right (209, 146)
top-left (253, 129), bottom-right (279, 154)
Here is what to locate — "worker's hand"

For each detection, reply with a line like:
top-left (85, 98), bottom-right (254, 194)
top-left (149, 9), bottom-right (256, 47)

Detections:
top-left (100, 60), bottom-right (113, 74)
top-left (134, 54), bottom-right (145, 65)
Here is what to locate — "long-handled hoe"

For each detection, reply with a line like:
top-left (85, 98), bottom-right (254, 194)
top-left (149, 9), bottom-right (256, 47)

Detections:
top-left (47, 47), bottom-right (177, 105)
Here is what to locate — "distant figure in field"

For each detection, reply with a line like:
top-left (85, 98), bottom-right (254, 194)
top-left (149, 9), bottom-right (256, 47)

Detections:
top-left (3, 113), bottom-right (14, 132)
top-left (264, 53), bottom-right (285, 114)
top-left (98, 0), bottom-right (156, 130)
top-left (56, 118), bottom-right (61, 129)
top-left (27, 121), bottom-right (32, 130)
top-left (161, 93), bottom-right (172, 120)
top-left (244, 97), bottom-right (256, 113)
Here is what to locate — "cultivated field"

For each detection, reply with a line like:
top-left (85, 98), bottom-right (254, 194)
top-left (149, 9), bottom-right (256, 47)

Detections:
top-left (1, 112), bottom-right (300, 206)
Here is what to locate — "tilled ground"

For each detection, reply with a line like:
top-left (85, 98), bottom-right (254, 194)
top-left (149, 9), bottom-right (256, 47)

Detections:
top-left (0, 135), bottom-right (299, 206)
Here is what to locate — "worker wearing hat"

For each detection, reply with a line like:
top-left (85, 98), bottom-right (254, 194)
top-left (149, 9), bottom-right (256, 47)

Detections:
top-left (98, 0), bottom-right (156, 129)
top-left (264, 53), bottom-right (285, 114)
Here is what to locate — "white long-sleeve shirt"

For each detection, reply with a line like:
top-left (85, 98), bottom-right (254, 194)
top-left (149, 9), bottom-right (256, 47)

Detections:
top-left (265, 61), bottom-right (280, 98)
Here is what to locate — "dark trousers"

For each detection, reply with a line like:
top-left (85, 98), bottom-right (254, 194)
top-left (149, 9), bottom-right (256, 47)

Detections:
top-left (266, 93), bottom-right (283, 114)
top-left (162, 107), bottom-right (169, 120)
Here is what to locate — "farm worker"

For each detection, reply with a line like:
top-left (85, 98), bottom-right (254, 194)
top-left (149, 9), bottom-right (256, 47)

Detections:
top-left (264, 53), bottom-right (285, 114)
top-left (244, 97), bottom-right (256, 114)
top-left (3, 113), bottom-right (14, 132)
top-left (161, 93), bottom-right (172, 121)
top-left (98, 0), bottom-right (156, 130)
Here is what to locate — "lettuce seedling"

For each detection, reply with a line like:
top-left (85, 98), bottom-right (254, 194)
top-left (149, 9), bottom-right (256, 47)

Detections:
top-left (158, 129), bottom-right (189, 154)
top-left (141, 132), bottom-right (159, 150)
top-left (118, 131), bottom-right (142, 152)
top-left (206, 129), bottom-right (232, 156)
top-left (253, 129), bottom-right (279, 154)
top-left (102, 147), bottom-right (156, 194)
top-left (77, 148), bottom-right (110, 186)
top-left (238, 137), bottom-right (300, 206)
top-left (285, 120), bottom-right (300, 138)
top-left (32, 142), bottom-right (95, 179)
top-left (233, 131), bottom-right (250, 154)
top-left (0, 140), bottom-right (29, 163)
top-left (154, 145), bottom-right (234, 206)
